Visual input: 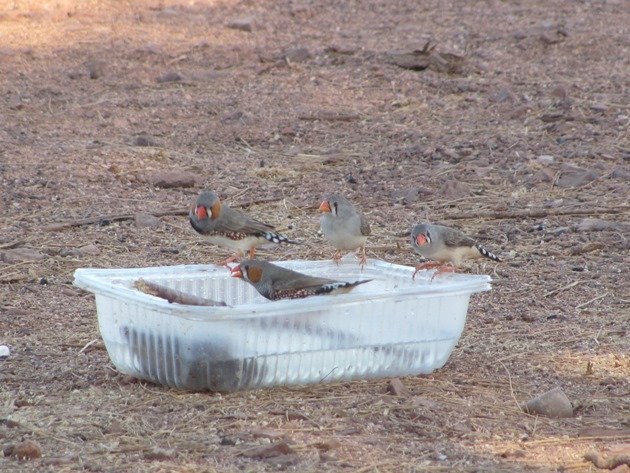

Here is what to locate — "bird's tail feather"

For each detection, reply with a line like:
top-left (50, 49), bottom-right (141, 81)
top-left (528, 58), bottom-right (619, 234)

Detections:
top-left (476, 245), bottom-right (501, 262)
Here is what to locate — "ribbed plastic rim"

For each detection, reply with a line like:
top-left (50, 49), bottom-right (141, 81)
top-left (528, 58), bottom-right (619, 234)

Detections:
top-left (74, 261), bottom-right (491, 321)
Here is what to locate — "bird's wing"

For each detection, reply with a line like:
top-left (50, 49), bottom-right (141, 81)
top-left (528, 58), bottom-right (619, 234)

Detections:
top-left (217, 205), bottom-right (276, 235)
top-left (272, 267), bottom-right (336, 293)
top-left (442, 228), bottom-right (477, 248)
top-left (359, 212), bottom-right (371, 236)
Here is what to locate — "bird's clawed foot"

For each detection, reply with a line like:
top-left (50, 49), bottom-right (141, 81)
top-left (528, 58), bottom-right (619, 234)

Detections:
top-left (430, 264), bottom-right (455, 281)
top-left (216, 253), bottom-right (242, 268)
top-left (357, 246), bottom-right (368, 270)
top-left (332, 251), bottom-right (342, 266)
top-left (412, 262), bottom-right (453, 280)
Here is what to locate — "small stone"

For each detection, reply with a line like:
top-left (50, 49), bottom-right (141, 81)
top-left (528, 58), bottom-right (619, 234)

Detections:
top-left (326, 44), bottom-right (356, 55)
top-left (283, 47), bottom-right (311, 63)
top-left (156, 72), bottom-right (182, 83)
top-left (590, 103), bottom-right (607, 113)
top-left (550, 85), bottom-right (567, 98)
top-left (79, 244), bottom-right (101, 256)
top-left (0, 247), bottom-right (47, 264)
top-left (144, 446), bottom-right (176, 461)
top-left (536, 155), bottom-right (555, 165)
top-left (240, 441), bottom-right (295, 458)
top-left (220, 436), bottom-right (237, 446)
top-left (264, 453), bottom-right (301, 468)
top-left (223, 110), bottom-right (244, 122)
top-left (102, 420), bottom-right (124, 435)
top-left (524, 169), bottom-right (553, 187)
top-left (507, 105), bottom-right (529, 119)
top-left (491, 86), bottom-right (516, 103)
top-left (227, 17), bottom-right (254, 32)
top-left (148, 171), bottom-right (197, 188)
top-left (86, 60), bottom-right (106, 79)
top-left (1, 419), bottom-right (21, 428)
top-left (500, 449), bottom-right (527, 459)
top-left (575, 218), bottom-right (629, 233)
top-left (314, 439), bottom-right (341, 451)
top-left (438, 180), bottom-right (472, 198)
top-left (11, 440), bottom-right (42, 460)
top-left (391, 187), bottom-right (432, 205)
top-left (523, 387), bottom-right (573, 418)
top-left (250, 428), bottom-right (286, 440)
top-left (134, 212), bottom-right (161, 229)
top-left (133, 133), bottom-right (156, 147)
top-left (556, 166), bottom-right (598, 188)
top-left (0, 345), bottom-right (10, 359)
top-left (570, 242), bottom-right (604, 255)
top-left (387, 377), bottom-right (409, 396)
top-left (319, 452), bottom-right (339, 463)
top-left (611, 167), bottom-right (630, 180)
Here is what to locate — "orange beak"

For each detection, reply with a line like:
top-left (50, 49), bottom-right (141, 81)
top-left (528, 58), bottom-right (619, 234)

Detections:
top-left (230, 265), bottom-right (243, 278)
top-left (318, 200), bottom-right (331, 213)
top-left (196, 205), bottom-right (208, 219)
top-left (415, 234), bottom-right (428, 246)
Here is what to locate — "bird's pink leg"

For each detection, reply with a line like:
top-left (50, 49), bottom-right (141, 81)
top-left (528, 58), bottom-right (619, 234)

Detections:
top-left (430, 263), bottom-right (455, 281)
top-left (216, 252), bottom-right (243, 268)
top-left (357, 246), bottom-right (368, 270)
top-left (412, 261), bottom-right (444, 280)
top-left (332, 250), bottom-right (342, 266)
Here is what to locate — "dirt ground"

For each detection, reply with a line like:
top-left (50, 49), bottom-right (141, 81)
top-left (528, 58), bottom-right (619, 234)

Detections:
top-left (1, 0), bottom-right (628, 471)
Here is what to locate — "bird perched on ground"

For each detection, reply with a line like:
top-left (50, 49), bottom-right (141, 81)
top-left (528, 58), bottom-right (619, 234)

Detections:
top-left (230, 259), bottom-right (372, 300)
top-left (189, 191), bottom-right (299, 266)
top-left (410, 223), bottom-right (501, 279)
top-left (319, 194), bottom-right (371, 268)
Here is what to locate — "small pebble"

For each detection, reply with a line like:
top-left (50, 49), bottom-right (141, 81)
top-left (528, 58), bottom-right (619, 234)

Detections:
top-left (156, 71), bottom-right (182, 83)
top-left (387, 377), bottom-right (409, 396)
top-left (11, 440), bottom-right (42, 460)
top-left (0, 345), bottom-right (10, 359)
top-left (523, 386), bottom-right (573, 418)
top-left (227, 17), bottom-right (255, 32)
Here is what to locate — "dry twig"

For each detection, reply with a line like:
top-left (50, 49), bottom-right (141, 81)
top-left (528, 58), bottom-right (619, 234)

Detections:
top-left (134, 279), bottom-right (227, 307)
top-left (42, 196), bottom-right (284, 231)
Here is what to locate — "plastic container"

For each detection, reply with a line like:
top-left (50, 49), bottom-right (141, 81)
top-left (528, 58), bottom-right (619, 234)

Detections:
top-left (73, 258), bottom-right (491, 391)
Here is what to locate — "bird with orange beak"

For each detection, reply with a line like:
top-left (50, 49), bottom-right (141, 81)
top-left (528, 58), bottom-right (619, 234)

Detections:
top-left (189, 191), bottom-right (299, 266)
top-left (410, 223), bottom-right (501, 279)
top-left (318, 194), bottom-right (371, 268)
top-left (231, 259), bottom-right (371, 300)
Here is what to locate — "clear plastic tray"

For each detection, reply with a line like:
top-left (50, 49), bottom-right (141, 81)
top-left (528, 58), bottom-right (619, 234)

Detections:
top-left (73, 258), bottom-right (491, 391)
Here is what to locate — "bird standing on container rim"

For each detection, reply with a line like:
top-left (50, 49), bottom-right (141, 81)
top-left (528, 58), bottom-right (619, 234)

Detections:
top-left (410, 223), bottom-right (501, 279)
top-left (190, 191), bottom-right (299, 266)
top-left (318, 194), bottom-right (371, 269)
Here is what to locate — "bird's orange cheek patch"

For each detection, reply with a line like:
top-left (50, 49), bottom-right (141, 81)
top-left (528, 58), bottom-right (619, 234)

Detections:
top-left (247, 266), bottom-right (263, 283)
top-left (210, 201), bottom-right (221, 220)
top-left (416, 234), bottom-right (428, 246)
